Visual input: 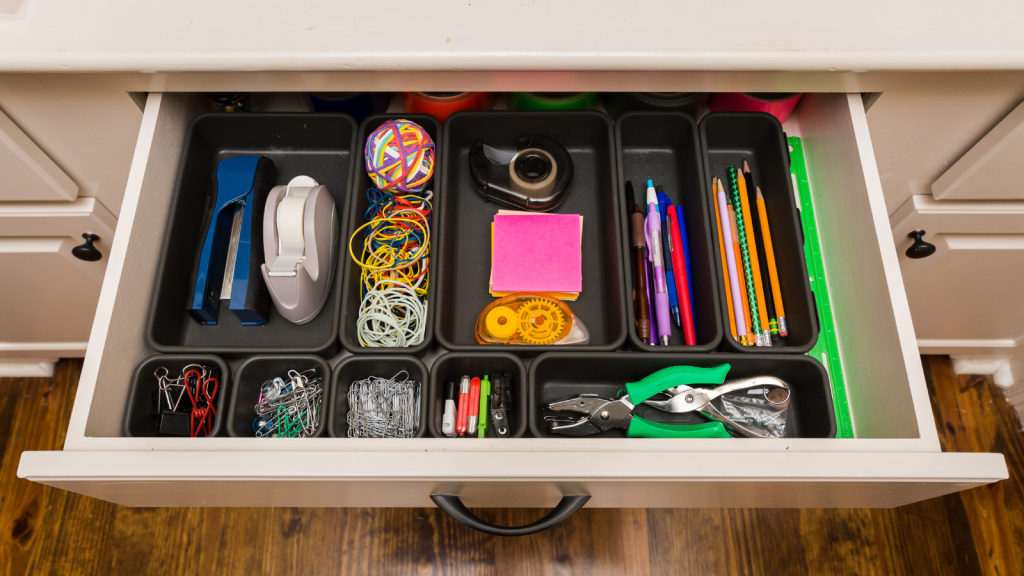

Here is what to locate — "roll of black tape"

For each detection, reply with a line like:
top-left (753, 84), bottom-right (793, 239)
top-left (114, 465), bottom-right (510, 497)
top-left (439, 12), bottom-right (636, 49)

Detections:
top-left (469, 136), bottom-right (573, 212)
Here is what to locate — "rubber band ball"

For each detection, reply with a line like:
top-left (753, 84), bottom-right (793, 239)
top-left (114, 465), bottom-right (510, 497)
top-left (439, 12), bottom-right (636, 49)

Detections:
top-left (364, 119), bottom-right (435, 193)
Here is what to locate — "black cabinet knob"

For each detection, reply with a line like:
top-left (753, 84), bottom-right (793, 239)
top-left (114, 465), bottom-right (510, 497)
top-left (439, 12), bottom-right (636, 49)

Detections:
top-left (71, 233), bottom-right (102, 262)
top-left (906, 229), bottom-right (936, 259)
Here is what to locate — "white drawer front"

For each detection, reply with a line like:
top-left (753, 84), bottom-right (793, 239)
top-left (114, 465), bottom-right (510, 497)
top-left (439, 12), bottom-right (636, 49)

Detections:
top-left (17, 92), bottom-right (1008, 509)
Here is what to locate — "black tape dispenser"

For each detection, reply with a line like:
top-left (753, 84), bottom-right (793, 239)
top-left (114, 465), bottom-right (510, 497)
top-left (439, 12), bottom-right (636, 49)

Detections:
top-left (468, 136), bottom-right (574, 212)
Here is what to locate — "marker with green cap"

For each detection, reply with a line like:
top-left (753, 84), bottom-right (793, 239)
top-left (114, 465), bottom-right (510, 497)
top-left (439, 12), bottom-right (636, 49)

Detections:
top-left (478, 376), bottom-right (491, 438)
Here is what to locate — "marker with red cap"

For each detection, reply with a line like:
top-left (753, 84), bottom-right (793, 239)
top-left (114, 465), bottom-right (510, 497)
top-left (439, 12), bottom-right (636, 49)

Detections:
top-left (467, 377), bottom-right (482, 434)
top-left (455, 376), bottom-right (470, 437)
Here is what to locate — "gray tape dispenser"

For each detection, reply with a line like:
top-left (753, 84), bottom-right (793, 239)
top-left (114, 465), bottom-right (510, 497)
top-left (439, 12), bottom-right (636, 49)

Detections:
top-left (260, 176), bottom-right (338, 324)
top-left (469, 135), bottom-right (574, 212)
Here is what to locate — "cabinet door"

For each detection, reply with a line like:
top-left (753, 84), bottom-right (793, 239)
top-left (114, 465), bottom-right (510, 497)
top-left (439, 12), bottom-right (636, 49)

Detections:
top-left (932, 100), bottom-right (1024, 201)
top-left (891, 195), bottom-right (1024, 348)
top-left (0, 198), bottom-right (115, 358)
top-left (0, 107), bottom-right (78, 201)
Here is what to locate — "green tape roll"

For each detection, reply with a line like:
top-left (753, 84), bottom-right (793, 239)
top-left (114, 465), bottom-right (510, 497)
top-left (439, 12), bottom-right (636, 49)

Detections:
top-left (507, 92), bottom-right (599, 111)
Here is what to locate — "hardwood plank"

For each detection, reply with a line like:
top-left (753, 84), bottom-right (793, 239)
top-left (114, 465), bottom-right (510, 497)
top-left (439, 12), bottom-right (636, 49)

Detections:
top-left (1, 357), bottom-right (1022, 576)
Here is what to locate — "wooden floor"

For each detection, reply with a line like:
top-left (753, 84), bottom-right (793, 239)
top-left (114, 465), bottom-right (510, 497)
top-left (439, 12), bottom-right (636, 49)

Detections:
top-left (1, 357), bottom-right (1022, 575)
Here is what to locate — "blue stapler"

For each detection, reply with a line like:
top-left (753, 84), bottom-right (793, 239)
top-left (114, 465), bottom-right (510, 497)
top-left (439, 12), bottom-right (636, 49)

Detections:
top-left (189, 155), bottom-right (275, 325)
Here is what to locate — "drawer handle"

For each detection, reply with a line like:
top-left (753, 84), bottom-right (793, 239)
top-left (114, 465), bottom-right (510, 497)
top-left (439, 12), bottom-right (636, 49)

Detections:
top-left (430, 493), bottom-right (590, 536)
top-left (906, 229), bottom-right (936, 259)
top-left (71, 233), bottom-right (102, 262)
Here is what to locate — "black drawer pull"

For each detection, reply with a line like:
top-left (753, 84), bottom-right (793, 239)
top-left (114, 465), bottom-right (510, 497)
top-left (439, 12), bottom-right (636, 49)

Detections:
top-left (906, 229), bottom-right (936, 259)
top-left (430, 493), bottom-right (590, 536)
top-left (71, 233), bottom-right (102, 262)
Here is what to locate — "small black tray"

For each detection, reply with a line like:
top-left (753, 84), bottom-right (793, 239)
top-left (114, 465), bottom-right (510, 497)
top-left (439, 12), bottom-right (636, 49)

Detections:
top-left (616, 111), bottom-right (723, 352)
top-left (339, 114), bottom-right (442, 356)
top-left (327, 354), bottom-right (430, 438)
top-left (123, 354), bottom-right (230, 437)
top-left (427, 352), bottom-right (528, 438)
top-left (146, 112), bottom-right (357, 358)
top-left (529, 352), bottom-right (836, 439)
top-left (699, 112), bottom-right (819, 353)
top-left (226, 354), bottom-right (332, 438)
top-left (434, 111), bottom-right (628, 355)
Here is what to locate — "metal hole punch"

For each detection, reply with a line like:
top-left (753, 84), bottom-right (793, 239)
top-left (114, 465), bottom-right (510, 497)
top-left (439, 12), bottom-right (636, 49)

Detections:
top-left (545, 364), bottom-right (792, 439)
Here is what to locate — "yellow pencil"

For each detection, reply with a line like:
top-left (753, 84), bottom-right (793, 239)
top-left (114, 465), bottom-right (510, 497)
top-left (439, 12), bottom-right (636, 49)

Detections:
top-left (737, 167), bottom-right (770, 346)
top-left (713, 179), bottom-right (738, 341)
top-left (756, 186), bottom-right (787, 337)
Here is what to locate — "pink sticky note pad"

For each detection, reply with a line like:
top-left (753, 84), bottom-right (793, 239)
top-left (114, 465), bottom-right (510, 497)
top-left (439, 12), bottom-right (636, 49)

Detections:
top-left (491, 214), bottom-right (582, 293)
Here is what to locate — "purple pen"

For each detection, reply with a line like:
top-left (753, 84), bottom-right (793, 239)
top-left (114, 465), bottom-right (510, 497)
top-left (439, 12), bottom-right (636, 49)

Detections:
top-left (645, 256), bottom-right (658, 345)
top-left (644, 179), bottom-right (672, 345)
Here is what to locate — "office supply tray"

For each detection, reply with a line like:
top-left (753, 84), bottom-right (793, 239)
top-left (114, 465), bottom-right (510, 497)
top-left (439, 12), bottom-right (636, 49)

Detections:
top-left (123, 354), bottom-right (231, 438)
top-left (528, 352), bottom-right (836, 439)
top-left (615, 111), bottom-right (724, 351)
top-left (338, 114), bottom-right (442, 356)
top-left (328, 354), bottom-right (431, 438)
top-left (433, 111), bottom-right (628, 355)
top-left (699, 112), bottom-right (820, 353)
top-left (146, 113), bottom-right (357, 357)
top-left (427, 352), bottom-right (529, 438)
top-left (226, 354), bottom-right (332, 438)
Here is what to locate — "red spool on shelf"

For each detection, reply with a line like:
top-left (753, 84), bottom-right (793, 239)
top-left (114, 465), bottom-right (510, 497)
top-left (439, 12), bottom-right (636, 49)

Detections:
top-left (400, 92), bottom-right (494, 122)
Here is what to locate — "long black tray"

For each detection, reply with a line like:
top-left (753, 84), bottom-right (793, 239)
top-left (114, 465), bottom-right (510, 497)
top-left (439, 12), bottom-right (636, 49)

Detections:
top-left (146, 112), bottom-right (357, 357)
top-left (434, 111), bottom-right (628, 355)
top-left (338, 114), bottom-right (442, 356)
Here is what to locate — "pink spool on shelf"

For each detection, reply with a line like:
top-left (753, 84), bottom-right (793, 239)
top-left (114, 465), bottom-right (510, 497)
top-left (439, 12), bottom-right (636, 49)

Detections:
top-left (707, 93), bottom-right (803, 123)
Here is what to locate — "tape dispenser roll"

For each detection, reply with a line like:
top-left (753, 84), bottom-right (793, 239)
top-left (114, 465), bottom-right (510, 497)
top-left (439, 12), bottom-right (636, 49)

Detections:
top-left (260, 175), bottom-right (339, 325)
top-left (469, 136), bottom-right (574, 212)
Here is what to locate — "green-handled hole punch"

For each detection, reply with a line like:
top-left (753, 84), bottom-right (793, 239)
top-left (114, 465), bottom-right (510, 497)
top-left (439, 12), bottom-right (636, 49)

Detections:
top-left (545, 364), bottom-right (792, 439)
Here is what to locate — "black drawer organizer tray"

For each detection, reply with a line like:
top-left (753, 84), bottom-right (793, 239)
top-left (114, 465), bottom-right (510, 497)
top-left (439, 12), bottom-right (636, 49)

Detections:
top-left (434, 111), bottom-right (628, 355)
top-left (616, 111), bottom-right (723, 352)
top-left (699, 112), bottom-right (819, 353)
top-left (146, 112), bottom-right (357, 357)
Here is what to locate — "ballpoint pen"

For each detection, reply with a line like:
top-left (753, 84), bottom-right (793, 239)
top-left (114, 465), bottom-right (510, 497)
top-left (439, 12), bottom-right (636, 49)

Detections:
top-left (644, 179), bottom-right (672, 345)
top-left (656, 188), bottom-right (682, 329)
top-left (626, 182), bottom-right (651, 341)
top-left (646, 258), bottom-right (658, 345)
top-left (667, 208), bottom-right (696, 345)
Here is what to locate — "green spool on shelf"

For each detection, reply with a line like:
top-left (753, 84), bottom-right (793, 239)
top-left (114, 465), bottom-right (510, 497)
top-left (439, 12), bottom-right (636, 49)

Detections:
top-left (506, 92), bottom-right (599, 111)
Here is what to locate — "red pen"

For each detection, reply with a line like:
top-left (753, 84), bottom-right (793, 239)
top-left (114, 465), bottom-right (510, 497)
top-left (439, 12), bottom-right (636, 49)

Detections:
top-left (467, 377), bottom-right (481, 434)
top-left (456, 376), bottom-right (470, 437)
top-left (667, 209), bottom-right (696, 345)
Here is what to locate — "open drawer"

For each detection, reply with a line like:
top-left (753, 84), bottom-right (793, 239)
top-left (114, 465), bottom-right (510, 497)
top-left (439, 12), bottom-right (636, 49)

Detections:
top-left (18, 92), bottom-right (1007, 514)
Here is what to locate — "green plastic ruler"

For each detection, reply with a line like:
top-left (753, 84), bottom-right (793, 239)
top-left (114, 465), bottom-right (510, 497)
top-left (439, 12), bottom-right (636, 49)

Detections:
top-left (788, 136), bottom-right (854, 439)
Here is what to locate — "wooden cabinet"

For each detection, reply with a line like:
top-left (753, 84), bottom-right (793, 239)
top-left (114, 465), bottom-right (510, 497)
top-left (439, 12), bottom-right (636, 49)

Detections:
top-left (0, 76), bottom-right (141, 370)
top-left (0, 199), bottom-right (115, 363)
top-left (891, 196), bottom-right (1024, 347)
